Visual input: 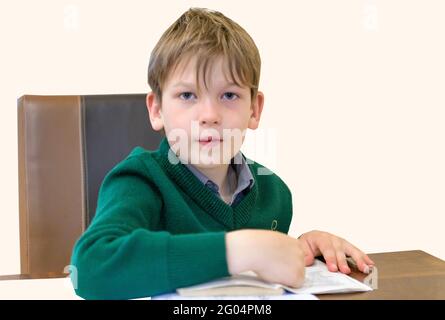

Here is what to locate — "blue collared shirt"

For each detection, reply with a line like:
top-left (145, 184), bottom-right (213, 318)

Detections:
top-left (185, 152), bottom-right (254, 207)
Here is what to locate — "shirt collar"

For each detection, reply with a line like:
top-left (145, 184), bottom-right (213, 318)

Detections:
top-left (185, 152), bottom-right (255, 198)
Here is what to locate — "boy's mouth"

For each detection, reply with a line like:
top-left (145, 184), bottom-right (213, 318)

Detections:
top-left (198, 136), bottom-right (223, 147)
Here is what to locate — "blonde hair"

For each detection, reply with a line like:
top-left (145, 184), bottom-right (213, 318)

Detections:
top-left (147, 7), bottom-right (261, 103)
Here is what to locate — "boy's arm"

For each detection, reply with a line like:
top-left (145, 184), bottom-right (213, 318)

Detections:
top-left (71, 157), bottom-right (229, 299)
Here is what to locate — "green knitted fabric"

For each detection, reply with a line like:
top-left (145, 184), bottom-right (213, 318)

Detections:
top-left (71, 137), bottom-right (293, 299)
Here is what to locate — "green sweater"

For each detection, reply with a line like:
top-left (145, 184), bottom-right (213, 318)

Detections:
top-left (71, 138), bottom-right (293, 299)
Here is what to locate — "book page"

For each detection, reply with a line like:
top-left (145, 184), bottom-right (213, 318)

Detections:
top-left (168, 259), bottom-right (372, 298)
top-left (152, 292), bottom-right (318, 300)
top-left (283, 260), bottom-right (372, 294)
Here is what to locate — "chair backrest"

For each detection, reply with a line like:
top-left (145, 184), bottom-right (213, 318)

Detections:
top-left (17, 94), bottom-right (162, 276)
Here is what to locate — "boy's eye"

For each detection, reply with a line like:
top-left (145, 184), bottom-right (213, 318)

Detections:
top-left (179, 92), bottom-right (196, 100)
top-left (178, 92), bottom-right (239, 101)
top-left (222, 92), bottom-right (239, 101)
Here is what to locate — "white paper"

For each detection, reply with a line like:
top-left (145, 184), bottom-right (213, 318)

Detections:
top-left (283, 259), bottom-right (372, 294)
top-left (152, 292), bottom-right (318, 300)
top-left (164, 259), bottom-right (372, 299)
top-left (177, 272), bottom-right (283, 293)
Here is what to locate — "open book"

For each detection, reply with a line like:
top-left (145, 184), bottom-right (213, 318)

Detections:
top-left (177, 259), bottom-right (374, 297)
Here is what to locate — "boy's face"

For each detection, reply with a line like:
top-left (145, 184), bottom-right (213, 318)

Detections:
top-left (146, 55), bottom-right (264, 168)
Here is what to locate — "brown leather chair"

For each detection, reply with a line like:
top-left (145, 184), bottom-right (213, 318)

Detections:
top-left (17, 94), bottom-right (162, 277)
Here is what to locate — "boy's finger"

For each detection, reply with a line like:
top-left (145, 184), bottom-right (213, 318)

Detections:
top-left (336, 252), bottom-right (350, 274)
top-left (299, 240), bottom-right (315, 266)
top-left (364, 254), bottom-right (375, 266)
top-left (321, 249), bottom-right (338, 272)
top-left (346, 247), bottom-right (371, 274)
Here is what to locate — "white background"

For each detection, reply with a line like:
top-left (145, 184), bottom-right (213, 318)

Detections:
top-left (1, 0), bottom-right (444, 276)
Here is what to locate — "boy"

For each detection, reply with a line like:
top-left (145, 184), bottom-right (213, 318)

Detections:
top-left (71, 7), bottom-right (374, 299)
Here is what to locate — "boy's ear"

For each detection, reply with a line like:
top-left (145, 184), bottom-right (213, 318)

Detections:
top-left (248, 91), bottom-right (264, 130)
top-left (146, 92), bottom-right (164, 131)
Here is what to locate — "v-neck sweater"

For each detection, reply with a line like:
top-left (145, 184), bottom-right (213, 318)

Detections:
top-left (71, 137), bottom-right (293, 299)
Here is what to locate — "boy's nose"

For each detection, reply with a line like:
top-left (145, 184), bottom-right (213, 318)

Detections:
top-left (198, 100), bottom-right (221, 126)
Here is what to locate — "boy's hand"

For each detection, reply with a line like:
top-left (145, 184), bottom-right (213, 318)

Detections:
top-left (226, 230), bottom-right (305, 288)
top-left (298, 230), bottom-right (375, 274)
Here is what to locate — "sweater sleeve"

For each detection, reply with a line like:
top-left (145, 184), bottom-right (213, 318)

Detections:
top-left (70, 156), bottom-right (229, 300)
